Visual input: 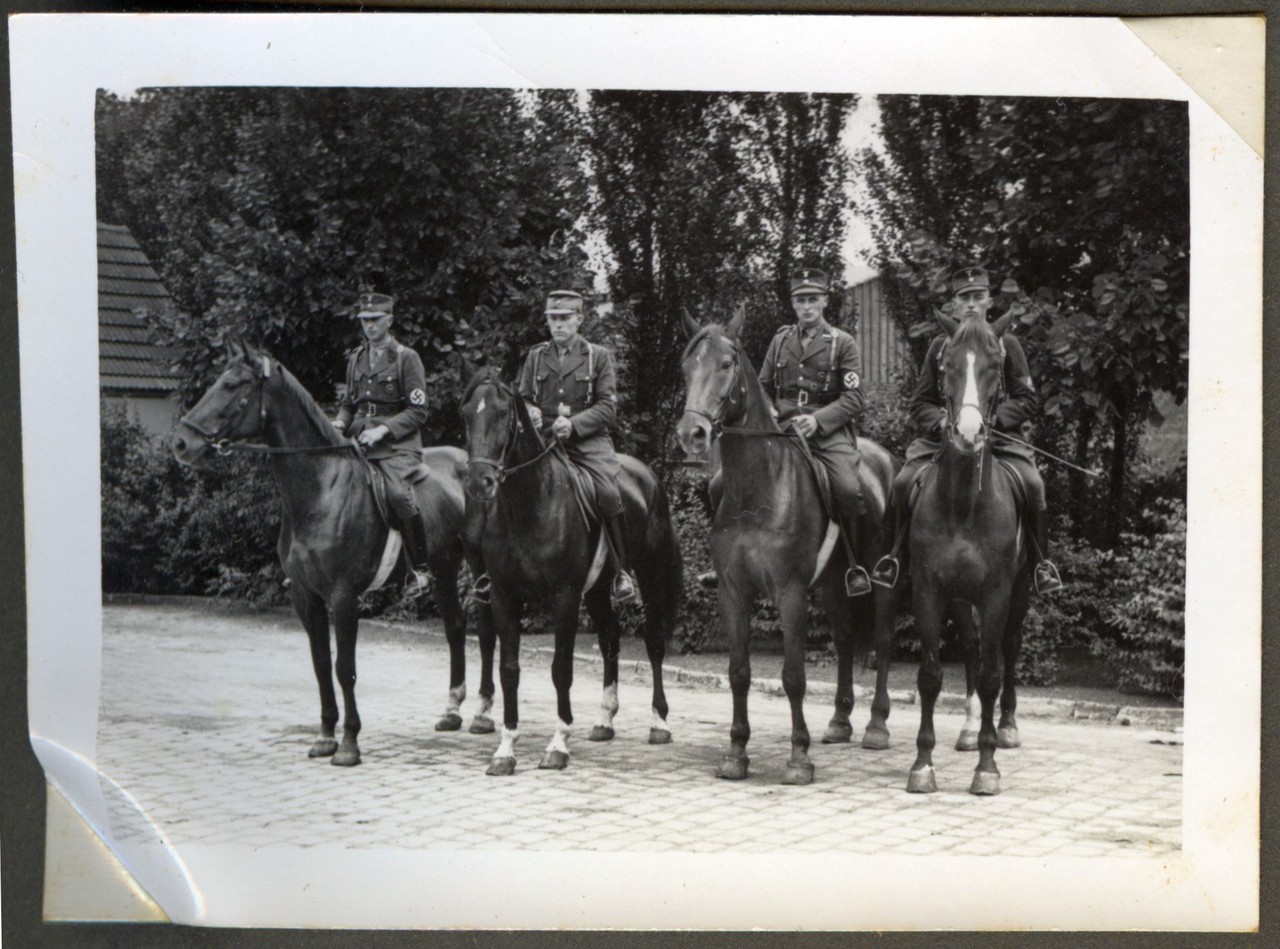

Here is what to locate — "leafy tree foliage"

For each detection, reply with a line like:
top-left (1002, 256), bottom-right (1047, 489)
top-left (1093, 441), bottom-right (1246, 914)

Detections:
top-left (97, 87), bottom-right (592, 442)
top-left (858, 95), bottom-right (1189, 544)
top-left (584, 91), bottom-right (857, 464)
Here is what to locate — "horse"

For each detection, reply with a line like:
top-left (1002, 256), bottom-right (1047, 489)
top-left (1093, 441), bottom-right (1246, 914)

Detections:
top-left (675, 310), bottom-right (898, 785)
top-left (172, 337), bottom-right (495, 767)
top-left (458, 365), bottom-right (682, 776)
top-left (902, 310), bottom-right (1032, 795)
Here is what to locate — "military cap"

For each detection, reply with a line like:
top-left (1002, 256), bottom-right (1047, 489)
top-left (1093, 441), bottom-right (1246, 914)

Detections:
top-left (544, 290), bottom-right (585, 315)
top-left (790, 267), bottom-right (830, 296)
top-left (353, 291), bottom-right (395, 319)
top-left (950, 266), bottom-right (991, 295)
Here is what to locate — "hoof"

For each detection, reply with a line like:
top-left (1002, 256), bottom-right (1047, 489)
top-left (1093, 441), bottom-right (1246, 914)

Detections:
top-left (588, 726), bottom-right (615, 742)
top-left (538, 750), bottom-right (570, 770)
top-left (781, 762), bottom-right (815, 786)
top-left (822, 722), bottom-right (854, 744)
top-left (906, 766), bottom-right (937, 794)
top-left (716, 755), bottom-right (749, 780)
top-left (486, 756), bottom-right (517, 777)
top-left (308, 738), bottom-right (338, 758)
top-left (648, 727), bottom-right (672, 745)
top-left (469, 717), bottom-right (496, 735)
top-left (331, 749), bottom-right (361, 768)
top-left (955, 731), bottom-right (980, 752)
top-left (861, 726), bottom-right (890, 751)
top-left (996, 726), bottom-right (1021, 749)
top-left (435, 713), bottom-right (463, 732)
top-left (970, 770), bottom-right (1001, 795)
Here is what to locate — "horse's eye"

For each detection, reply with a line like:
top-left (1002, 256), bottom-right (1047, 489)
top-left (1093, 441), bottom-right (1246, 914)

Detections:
top-left (720, 359), bottom-right (733, 371)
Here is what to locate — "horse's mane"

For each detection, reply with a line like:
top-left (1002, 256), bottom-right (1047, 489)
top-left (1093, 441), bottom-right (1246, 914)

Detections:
top-left (272, 359), bottom-right (347, 446)
top-left (680, 324), bottom-right (717, 363)
top-left (948, 316), bottom-right (1002, 353)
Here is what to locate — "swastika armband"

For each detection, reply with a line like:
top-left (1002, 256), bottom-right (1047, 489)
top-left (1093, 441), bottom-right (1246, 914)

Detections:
top-left (409, 388), bottom-right (426, 405)
top-left (844, 370), bottom-right (860, 389)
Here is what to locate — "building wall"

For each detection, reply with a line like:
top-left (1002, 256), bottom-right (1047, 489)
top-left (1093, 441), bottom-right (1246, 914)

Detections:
top-left (104, 394), bottom-right (181, 441)
top-left (844, 276), bottom-right (908, 388)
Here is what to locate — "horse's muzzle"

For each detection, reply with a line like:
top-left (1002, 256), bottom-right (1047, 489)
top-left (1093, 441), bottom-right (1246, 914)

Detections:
top-left (171, 427), bottom-right (210, 467)
top-left (464, 468), bottom-right (500, 502)
top-left (676, 412), bottom-right (712, 459)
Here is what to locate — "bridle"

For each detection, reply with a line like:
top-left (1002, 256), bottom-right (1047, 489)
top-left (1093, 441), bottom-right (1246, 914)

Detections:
top-left (464, 381), bottom-right (558, 499)
top-left (177, 355), bottom-right (358, 457)
top-left (683, 335), bottom-right (751, 441)
top-left (939, 336), bottom-right (1006, 457)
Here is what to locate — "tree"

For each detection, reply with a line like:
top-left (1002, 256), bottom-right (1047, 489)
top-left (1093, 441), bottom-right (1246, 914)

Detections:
top-left (858, 95), bottom-right (1189, 543)
top-left (96, 87), bottom-right (593, 443)
top-left (583, 90), bottom-right (857, 467)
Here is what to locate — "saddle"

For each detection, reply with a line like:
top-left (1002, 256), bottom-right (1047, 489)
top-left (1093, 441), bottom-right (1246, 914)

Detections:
top-left (358, 453), bottom-right (432, 530)
top-left (556, 450), bottom-right (610, 592)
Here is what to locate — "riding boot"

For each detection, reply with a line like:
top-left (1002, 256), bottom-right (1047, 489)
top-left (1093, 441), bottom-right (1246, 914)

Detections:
top-left (1029, 507), bottom-right (1064, 595)
top-left (871, 501), bottom-right (908, 590)
top-left (603, 510), bottom-right (638, 603)
top-left (399, 515), bottom-right (433, 599)
top-left (839, 513), bottom-right (872, 598)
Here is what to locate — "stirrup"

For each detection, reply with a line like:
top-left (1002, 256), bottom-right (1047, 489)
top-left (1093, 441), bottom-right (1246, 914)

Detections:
top-left (1033, 561), bottom-right (1064, 595)
top-left (612, 569), bottom-right (638, 603)
top-left (844, 565), bottom-right (873, 598)
top-left (471, 573), bottom-right (492, 605)
top-left (870, 555), bottom-right (900, 590)
top-left (404, 568), bottom-right (431, 598)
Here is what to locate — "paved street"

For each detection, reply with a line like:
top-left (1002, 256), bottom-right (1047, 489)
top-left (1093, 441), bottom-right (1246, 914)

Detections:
top-left (96, 602), bottom-right (1180, 859)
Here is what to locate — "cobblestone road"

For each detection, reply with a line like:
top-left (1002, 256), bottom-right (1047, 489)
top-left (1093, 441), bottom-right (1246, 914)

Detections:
top-left (96, 603), bottom-right (1180, 859)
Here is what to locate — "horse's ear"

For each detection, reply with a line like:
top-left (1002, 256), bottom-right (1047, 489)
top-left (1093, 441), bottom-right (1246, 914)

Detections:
top-left (934, 307), bottom-right (960, 337)
top-left (460, 354), bottom-right (479, 382)
top-left (991, 309), bottom-right (1018, 337)
top-left (725, 305), bottom-right (746, 341)
top-left (224, 334), bottom-right (245, 363)
top-left (680, 307), bottom-right (701, 341)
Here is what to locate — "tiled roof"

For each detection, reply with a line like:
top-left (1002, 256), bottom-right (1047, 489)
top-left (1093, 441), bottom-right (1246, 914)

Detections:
top-left (98, 222), bottom-right (179, 394)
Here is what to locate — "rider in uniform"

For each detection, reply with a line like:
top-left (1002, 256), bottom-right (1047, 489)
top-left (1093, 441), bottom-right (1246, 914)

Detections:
top-left (517, 290), bottom-right (637, 604)
top-left (759, 267), bottom-right (873, 597)
top-left (332, 292), bottom-right (434, 596)
top-left (870, 266), bottom-right (1063, 595)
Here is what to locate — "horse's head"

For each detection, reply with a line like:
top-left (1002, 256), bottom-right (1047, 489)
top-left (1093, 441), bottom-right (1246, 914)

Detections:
top-left (935, 308), bottom-right (1017, 453)
top-left (173, 336), bottom-right (272, 466)
top-left (459, 364), bottom-right (522, 501)
top-left (676, 308), bottom-right (747, 459)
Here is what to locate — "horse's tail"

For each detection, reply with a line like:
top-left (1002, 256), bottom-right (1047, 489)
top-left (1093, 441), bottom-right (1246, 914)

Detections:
top-left (624, 456), bottom-right (683, 642)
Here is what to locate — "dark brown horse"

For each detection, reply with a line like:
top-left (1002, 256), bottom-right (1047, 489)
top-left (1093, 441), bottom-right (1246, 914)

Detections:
top-left (172, 338), bottom-right (494, 766)
top-left (459, 366), bottom-right (682, 776)
top-left (905, 312), bottom-right (1031, 795)
top-left (676, 312), bottom-right (898, 785)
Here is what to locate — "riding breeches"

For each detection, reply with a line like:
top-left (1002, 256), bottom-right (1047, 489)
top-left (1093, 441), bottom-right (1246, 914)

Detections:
top-left (563, 437), bottom-right (624, 518)
top-left (375, 451), bottom-right (426, 524)
top-left (891, 435), bottom-right (1046, 513)
top-left (809, 441), bottom-right (865, 519)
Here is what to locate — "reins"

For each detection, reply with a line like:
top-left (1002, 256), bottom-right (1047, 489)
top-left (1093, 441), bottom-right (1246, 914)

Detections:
top-left (464, 379), bottom-right (560, 499)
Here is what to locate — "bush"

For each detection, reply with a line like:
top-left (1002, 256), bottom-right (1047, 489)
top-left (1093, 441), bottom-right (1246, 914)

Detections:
top-left (1095, 499), bottom-right (1185, 698)
top-left (100, 402), bottom-right (284, 604)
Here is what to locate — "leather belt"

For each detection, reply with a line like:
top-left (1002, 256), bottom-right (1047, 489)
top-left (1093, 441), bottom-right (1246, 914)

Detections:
top-left (360, 402), bottom-right (401, 417)
top-left (781, 389), bottom-right (835, 408)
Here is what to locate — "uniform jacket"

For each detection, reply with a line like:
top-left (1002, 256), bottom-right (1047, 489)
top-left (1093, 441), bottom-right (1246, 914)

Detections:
top-left (336, 336), bottom-right (429, 460)
top-left (759, 318), bottom-right (864, 450)
top-left (518, 335), bottom-right (618, 449)
top-left (909, 331), bottom-right (1038, 437)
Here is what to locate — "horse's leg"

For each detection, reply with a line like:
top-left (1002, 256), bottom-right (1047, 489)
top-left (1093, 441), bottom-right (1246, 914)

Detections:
top-left (539, 588), bottom-right (581, 770)
top-left (998, 569), bottom-right (1032, 749)
top-left (471, 598), bottom-right (498, 736)
top-left (907, 588), bottom-right (945, 793)
top-left (584, 583), bottom-right (620, 742)
top-left (971, 592), bottom-right (1013, 795)
top-left (431, 554), bottom-right (468, 732)
top-left (486, 588), bottom-right (522, 776)
top-left (818, 581), bottom-right (855, 745)
top-left (634, 517), bottom-right (679, 745)
top-left (954, 601), bottom-right (983, 752)
top-left (716, 580), bottom-right (752, 780)
top-left (779, 586), bottom-right (814, 785)
top-left (862, 585), bottom-right (897, 750)
top-left (330, 593), bottom-right (362, 767)
top-left (293, 586), bottom-right (339, 759)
